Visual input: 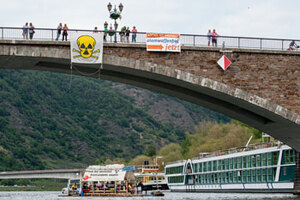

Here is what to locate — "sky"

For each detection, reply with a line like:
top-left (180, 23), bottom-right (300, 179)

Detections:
top-left (1, 0), bottom-right (299, 39)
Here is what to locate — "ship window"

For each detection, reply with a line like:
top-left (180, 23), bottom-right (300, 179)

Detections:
top-left (242, 157), bottom-right (246, 168)
top-left (273, 152), bottom-right (278, 165)
top-left (233, 158), bottom-right (236, 169)
top-left (268, 153), bottom-right (272, 165)
top-left (225, 159), bottom-right (229, 170)
top-left (242, 170), bottom-right (246, 182)
top-left (251, 169), bottom-right (256, 182)
top-left (213, 161), bottom-right (217, 171)
top-left (218, 173), bottom-right (222, 183)
top-left (236, 157), bottom-right (240, 169)
top-left (262, 169), bottom-right (267, 181)
top-left (268, 168), bottom-right (273, 182)
top-left (199, 163), bottom-right (202, 172)
top-left (203, 162), bottom-right (207, 172)
top-left (221, 160), bottom-right (225, 170)
top-left (257, 169), bottom-right (262, 182)
top-left (291, 150), bottom-right (295, 163)
top-left (247, 156), bottom-right (251, 168)
top-left (251, 155), bottom-right (256, 168)
top-left (247, 170), bottom-right (251, 182)
top-left (284, 150), bottom-right (296, 164)
top-left (229, 172), bottom-right (233, 183)
top-left (262, 153), bottom-right (267, 166)
top-left (233, 171), bottom-right (237, 182)
top-left (257, 154), bottom-right (261, 167)
top-left (208, 162), bottom-right (212, 172)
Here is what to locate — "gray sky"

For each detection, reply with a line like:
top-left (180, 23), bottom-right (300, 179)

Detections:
top-left (1, 0), bottom-right (299, 39)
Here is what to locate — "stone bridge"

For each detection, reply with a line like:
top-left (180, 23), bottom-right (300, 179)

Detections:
top-left (0, 40), bottom-right (299, 151)
top-left (0, 168), bottom-right (84, 180)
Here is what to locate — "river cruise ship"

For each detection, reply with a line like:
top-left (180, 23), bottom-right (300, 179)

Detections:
top-left (165, 143), bottom-right (296, 193)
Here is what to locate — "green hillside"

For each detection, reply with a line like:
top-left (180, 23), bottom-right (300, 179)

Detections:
top-left (0, 70), bottom-right (229, 171)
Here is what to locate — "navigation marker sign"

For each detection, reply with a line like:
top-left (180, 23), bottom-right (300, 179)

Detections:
top-left (217, 55), bottom-right (232, 71)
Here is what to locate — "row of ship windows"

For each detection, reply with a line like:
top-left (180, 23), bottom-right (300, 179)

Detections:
top-left (166, 150), bottom-right (295, 175)
top-left (168, 168), bottom-right (275, 184)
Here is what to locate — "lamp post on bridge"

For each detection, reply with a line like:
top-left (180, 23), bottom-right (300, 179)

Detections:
top-left (107, 2), bottom-right (124, 43)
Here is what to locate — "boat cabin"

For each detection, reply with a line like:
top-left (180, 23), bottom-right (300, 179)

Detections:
top-left (79, 164), bottom-right (136, 197)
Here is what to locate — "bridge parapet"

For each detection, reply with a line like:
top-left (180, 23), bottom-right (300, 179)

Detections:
top-left (1, 26), bottom-right (300, 51)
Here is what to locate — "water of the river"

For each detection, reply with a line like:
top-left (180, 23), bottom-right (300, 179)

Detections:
top-left (0, 191), bottom-right (299, 200)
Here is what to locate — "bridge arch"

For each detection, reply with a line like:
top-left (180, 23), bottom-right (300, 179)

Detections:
top-left (0, 40), bottom-right (299, 150)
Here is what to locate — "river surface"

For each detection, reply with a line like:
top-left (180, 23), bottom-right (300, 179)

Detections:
top-left (0, 191), bottom-right (299, 200)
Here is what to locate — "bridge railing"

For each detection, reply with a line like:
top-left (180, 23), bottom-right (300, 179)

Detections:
top-left (0, 27), bottom-right (299, 51)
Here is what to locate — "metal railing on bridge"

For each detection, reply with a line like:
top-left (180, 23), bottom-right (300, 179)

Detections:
top-left (0, 27), bottom-right (299, 51)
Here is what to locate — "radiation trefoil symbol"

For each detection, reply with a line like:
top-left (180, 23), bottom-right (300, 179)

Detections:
top-left (72, 35), bottom-right (100, 60)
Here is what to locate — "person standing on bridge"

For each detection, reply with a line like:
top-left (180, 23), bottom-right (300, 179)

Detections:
top-left (288, 40), bottom-right (299, 50)
top-left (207, 29), bottom-right (212, 46)
top-left (132, 26), bottom-right (137, 43)
top-left (211, 29), bottom-right (219, 47)
top-left (93, 26), bottom-right (98, 33)
top-left (22, 22), bottom-right (29, 40)
top-left (125, 27), bottom-right (130, 43)
top-left (120, 26), bottom-right (126, 42)
top-left (56, 23), bottom-right (62, 41)
top-left (62, 24), bottom-right (68, 41)
top-left (29, 23), bottom-right (35, 40)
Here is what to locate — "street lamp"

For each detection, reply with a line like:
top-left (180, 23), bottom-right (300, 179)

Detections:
top-left (107, 2), bottom-right (123, 43)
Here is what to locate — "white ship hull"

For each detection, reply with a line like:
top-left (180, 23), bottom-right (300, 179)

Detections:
top-left (169, 182), bottom-right (294, 193)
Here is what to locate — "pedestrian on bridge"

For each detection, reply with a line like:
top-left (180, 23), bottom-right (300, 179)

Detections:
top-left (93, 27), bottom-right (98, 33)
top-left (22, 22), bottom-right (29, 40)
top-left (120, 26), bottom-right (126, 42)
top-left (29, 23), bottom-right (35, 40)
top-left (288, 40), bottom-right (299, 51)
top-left (132, 26), bottom-right (137, 43)
top-left (126, 27), bottom-right (130, 43)
top-left (207, 29), bottom-right (212, 46)
top-left (62, 24), bottom-right (68, 41)
top-left (56, 23), bottom-right (62, 41)
top-left (212, 29), bottom-right (219, 47)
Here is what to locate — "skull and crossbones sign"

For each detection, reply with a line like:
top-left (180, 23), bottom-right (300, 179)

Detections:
top-left (72, 35), bottom-right (100, 60)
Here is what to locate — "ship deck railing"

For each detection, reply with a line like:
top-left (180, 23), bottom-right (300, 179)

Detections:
top-left (166, 142), bottom-right (281, 166)
top-left (191, 142), bottom-right (281, 161)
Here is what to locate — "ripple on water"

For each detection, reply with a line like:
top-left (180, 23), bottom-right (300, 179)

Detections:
top-left (0, 191), bottom-right (299, 200)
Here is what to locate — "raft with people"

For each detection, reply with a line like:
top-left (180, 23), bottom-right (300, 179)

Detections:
top-left (61, 164), bottom-right (164, 197)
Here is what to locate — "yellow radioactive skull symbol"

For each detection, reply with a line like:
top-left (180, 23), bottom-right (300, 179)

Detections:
top-left (72, 35), bottom-right (100, 59)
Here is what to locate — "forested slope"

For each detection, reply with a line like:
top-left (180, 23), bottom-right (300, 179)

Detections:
top-left (0, 70), bottom-right (229, 171)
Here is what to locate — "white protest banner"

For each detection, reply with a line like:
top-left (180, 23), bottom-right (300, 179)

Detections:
top-left (71, 32), bottom-right (103, 64)
top-left (146, 33), bottom-right (180, 52)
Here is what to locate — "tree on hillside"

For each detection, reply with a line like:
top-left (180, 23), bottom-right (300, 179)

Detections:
top-left (129, 155), bottom-right (152, 166)
top-left (181, 136), bottom-right (191, 159)
top-left (187, 121), bottom-right (253, 158)
top-left (144, 144), bottom-right (156, 157)
top-left (157, 143), bottom-right (183, 163)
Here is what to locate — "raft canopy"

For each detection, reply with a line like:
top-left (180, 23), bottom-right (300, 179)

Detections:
top-left (82, 164), bottom-right (135, 182)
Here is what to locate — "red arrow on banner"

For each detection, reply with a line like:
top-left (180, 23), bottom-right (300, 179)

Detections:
top-left (147, 44), bottom-right (164, 50)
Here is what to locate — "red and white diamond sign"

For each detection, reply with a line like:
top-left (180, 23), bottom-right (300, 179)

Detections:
top-left (217, 55), bottom-right (232, 71)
